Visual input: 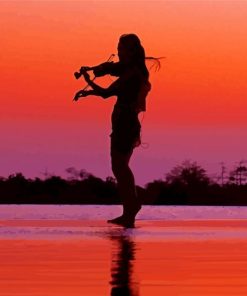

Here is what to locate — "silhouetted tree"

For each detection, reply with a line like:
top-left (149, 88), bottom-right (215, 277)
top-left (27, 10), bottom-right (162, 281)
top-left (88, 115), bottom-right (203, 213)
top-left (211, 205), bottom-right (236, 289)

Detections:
top-left (218, 162), bottom-right (227, 186)
top-left (65, 167), bottom-right (91, 181)
top-left (165, 160), bottom-right (210, 187)
top-left (144, 179), bottom-right (166, 204)
top-left (229, 161), bottom-right (247, 185)
top-left (43, 175), bottom-right (68, 201)
top-left (106, 176), bottom-right (117, 184)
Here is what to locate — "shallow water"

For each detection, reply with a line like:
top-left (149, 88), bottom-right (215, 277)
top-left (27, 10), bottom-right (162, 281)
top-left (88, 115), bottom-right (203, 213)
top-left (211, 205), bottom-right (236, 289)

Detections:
top-left (1, 205), bottom-right (247, 295)
top-left (1, 204), bottom-right (247, 220)
top-left (1, 205), bottom-right (247, 240)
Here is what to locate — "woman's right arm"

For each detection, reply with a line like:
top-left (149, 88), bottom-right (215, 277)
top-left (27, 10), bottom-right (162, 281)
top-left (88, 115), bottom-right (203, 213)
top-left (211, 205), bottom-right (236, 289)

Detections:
top-left (85, 70), bottom-right (120, 98)
top-left (74, 77), bottom-right (120, 100)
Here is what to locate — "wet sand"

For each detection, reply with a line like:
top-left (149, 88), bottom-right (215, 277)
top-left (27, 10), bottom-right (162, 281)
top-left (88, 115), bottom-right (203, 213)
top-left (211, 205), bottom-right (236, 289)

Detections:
top-left (1, 219), bottom-right (247, 295)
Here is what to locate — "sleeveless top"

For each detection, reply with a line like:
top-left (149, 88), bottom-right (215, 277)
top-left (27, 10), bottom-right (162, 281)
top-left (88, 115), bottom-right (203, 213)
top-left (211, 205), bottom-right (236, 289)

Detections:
top-left (93, 61), bottom-right (151, 112)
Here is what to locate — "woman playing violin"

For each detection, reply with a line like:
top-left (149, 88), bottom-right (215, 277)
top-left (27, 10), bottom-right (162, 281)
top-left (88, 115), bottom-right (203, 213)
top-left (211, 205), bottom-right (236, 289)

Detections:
top-left (74, 34), bottom-right (154, 228)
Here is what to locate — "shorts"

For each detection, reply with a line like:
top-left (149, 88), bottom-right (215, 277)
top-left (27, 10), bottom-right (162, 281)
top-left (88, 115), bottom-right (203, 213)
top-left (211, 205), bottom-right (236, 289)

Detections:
top-left (110, 105), bottom-right (141, 154)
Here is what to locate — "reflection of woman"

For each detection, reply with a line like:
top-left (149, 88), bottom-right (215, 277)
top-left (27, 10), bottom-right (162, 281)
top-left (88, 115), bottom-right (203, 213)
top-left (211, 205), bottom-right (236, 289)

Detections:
top-left (109, 233), bottom-right (139, 296)
top-left (75, 34), bottom-right (159, 227)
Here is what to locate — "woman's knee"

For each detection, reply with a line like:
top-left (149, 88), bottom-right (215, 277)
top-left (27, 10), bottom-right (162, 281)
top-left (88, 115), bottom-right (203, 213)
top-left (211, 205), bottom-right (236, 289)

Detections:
top-left (111, 158), bottom-right (124, 178)
top-left (111, 148), bottom-right (133, 176)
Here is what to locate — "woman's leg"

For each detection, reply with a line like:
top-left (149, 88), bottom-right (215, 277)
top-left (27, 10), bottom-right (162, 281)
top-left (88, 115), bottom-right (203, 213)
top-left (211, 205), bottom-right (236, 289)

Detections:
top-left (109, 148), bottom-right (142, 226)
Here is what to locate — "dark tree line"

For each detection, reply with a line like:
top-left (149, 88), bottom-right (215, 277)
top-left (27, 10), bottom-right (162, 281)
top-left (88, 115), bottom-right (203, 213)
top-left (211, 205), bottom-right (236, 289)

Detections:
top-left (0, 161), bottom-right (247, 205)
top-left (0, 171), bottom-right (118, 205)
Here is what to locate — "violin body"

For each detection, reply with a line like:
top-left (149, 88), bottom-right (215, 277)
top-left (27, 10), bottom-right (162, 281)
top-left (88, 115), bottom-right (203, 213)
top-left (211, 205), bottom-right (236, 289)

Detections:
top-left (92, 61), bottom-right (123, 77)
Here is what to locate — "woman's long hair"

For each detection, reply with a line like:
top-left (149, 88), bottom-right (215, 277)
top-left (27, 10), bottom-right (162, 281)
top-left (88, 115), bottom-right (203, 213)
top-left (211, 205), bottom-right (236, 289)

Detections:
top-left (119, 34), bottom-right (162, 79)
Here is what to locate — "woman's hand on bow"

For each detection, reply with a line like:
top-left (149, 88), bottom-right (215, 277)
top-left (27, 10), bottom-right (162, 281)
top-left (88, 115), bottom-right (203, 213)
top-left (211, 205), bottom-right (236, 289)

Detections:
top-left (73, 89), bottom-right (90, 101)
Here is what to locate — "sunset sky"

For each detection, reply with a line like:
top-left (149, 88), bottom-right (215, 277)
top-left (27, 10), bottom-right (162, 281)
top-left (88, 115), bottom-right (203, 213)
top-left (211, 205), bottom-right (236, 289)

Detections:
top-left (1, 0), bottom-right (247, 185)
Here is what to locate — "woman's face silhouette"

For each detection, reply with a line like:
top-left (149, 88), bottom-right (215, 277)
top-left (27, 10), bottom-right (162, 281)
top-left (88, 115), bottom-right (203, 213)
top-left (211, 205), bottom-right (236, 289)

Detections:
top-left (117, 42), bottom-right (133, 64)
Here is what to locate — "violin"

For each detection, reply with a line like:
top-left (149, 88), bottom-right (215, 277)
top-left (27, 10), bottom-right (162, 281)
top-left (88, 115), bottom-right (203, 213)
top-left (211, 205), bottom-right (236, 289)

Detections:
top-left (73, 54), bottom-right (124, 101)
top-left (74, 54), bottom-right (123, 80)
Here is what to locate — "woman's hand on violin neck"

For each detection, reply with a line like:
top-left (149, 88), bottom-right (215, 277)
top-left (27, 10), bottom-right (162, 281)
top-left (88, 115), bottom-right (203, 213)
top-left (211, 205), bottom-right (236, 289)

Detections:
top-left (80, 67), bottom-right (91, 83)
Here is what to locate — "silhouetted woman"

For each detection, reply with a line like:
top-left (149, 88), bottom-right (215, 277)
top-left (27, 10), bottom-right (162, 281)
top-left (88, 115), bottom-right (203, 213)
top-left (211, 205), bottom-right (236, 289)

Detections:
top-left (75, 34), bottom-right (157, 227)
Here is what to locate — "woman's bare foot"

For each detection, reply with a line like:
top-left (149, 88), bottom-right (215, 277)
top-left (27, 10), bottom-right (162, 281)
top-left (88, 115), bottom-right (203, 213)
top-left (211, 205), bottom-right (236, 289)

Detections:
top-left (107, 205), bottom-right (141, 228)
top-left (108, 215), bottom-right (135, 228)
top-left (107, 215), bottom-right (125, 224)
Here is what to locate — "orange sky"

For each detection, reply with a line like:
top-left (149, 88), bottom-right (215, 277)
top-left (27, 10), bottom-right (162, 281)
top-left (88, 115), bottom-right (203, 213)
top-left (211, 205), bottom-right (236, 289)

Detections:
top-left (1, 1), bottom-right (247, 184)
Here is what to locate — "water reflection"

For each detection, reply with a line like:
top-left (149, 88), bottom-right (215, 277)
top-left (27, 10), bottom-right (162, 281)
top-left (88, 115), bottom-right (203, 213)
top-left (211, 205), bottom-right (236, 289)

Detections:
top-left (109, 232), bottom-right (139, 296)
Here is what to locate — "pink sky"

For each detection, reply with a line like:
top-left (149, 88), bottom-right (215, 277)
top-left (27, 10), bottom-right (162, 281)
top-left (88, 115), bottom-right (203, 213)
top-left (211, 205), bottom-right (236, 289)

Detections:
top-left (1, 1), bottom-right (247, 185)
